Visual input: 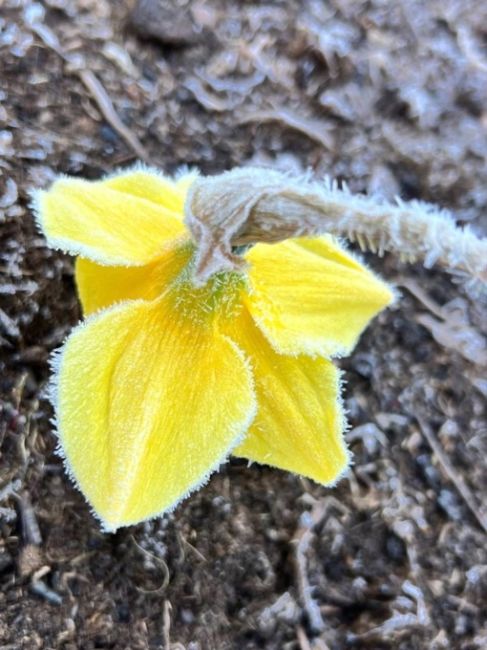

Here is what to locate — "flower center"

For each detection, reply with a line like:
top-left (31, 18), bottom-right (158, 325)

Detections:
top-left (167, 244), bottom-right (248, 325)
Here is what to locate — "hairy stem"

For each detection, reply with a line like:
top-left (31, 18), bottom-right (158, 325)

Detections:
top-left (184, 167), bottom-right (487, 286)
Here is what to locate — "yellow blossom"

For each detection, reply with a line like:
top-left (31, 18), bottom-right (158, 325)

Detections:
top-left (34, 166), bottom-right (393, 531)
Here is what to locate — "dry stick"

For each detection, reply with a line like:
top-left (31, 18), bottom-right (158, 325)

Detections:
top-left (185, 167), bottom-right (487, 285)
top-left (238, 108), bottom-right (334, 150)
top-left (293, 511), bottom-right (326, 634)
top-left (77, 70), bottom-right (151, 164)
top-left (131, 535), bottom-right (171, 594)
top-left (31, 569), bottom-right (63, 606)
top-left (16, 491), bottom-right (43, 546)
top-left (25, 9), bottom-right (151, 164)
top-left (162, 600), bottom-right (172, 649)
top-left (417, 418), bottom-right (487, 534)
top-left (292, 498), bottom-right (347, 635)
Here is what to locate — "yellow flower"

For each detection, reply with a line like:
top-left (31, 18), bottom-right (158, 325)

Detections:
top-left (34, 166), bottom-right (393, 531)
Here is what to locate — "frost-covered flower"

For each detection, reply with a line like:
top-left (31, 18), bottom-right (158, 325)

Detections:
top-left (34, 167), bottom-right (393, 531)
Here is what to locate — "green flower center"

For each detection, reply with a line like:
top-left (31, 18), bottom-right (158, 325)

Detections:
top-left (168, 244), bottom-right (248, 325)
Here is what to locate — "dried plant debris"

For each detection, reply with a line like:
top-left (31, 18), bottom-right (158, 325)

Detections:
top-left (1, 0), bottom-right (487, 648)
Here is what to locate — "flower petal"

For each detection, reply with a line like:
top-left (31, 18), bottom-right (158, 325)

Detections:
top-left (103, 167), bottom-right (198, 216)
top-left (245, 237), bottom-right (394, 357)
top-left (75, 242), bottom-right (192, 316)
top-left (53, 297), bottom-right (256, 530)
top-left (34, 168), bottom-right (189, 266)
top-left (228, 308), bottom-right (349, 484)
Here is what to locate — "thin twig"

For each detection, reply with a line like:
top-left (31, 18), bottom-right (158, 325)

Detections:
top-left (14, 491), bottom-right (42, 546)
top-left (131, 535), bottom-right (171, 593)
top-left (30, 579), bottom-right (62, 605)
top-left (398, 278), bottom-right (447, 320)
top-left (179, 535), bottom-right (207, 562)
top-left (417, 418), bottom-right (487, 534)
top-left (292, 499), bottom-right (348, 634)
top-left (162, 600), bottom-right (172, 649)
top-left (78, 70), bottom-right (150, 163)
top-left (238, 108), bottom-right (334, 149)
top-left (293, 509), bottom-right (326, 632)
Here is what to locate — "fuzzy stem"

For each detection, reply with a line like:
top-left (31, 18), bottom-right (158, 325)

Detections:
top-left (184, 167), bottom-right (487, 285)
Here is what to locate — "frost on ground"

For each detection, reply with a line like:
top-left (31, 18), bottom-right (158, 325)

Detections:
top-left (0, 0), bottom-right (486, 648)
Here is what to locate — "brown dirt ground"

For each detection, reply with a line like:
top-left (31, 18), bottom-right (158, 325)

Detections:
top-left (1, 1), bottom-right (487, 648)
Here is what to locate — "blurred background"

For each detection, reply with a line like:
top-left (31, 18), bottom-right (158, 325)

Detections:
top-left (1, 1), bottom-right (486, 648)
